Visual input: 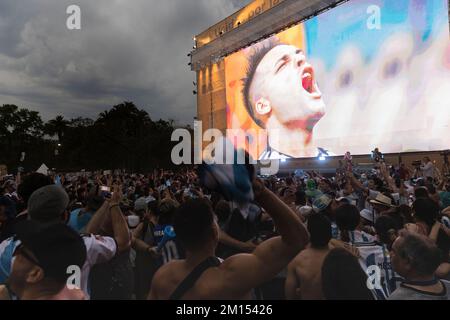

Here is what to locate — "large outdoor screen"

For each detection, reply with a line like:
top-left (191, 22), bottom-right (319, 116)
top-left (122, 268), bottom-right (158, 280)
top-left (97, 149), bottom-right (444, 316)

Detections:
top-left (225, 0), bottom-right (450, 160)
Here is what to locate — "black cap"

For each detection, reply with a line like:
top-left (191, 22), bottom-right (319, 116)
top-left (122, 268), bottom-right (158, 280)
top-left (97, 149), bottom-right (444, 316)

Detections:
top-left (15, 221), bottom-right (86, 282)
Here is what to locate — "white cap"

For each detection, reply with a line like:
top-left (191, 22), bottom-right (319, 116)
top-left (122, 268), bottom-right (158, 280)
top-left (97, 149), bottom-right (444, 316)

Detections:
top-left (360, 209), bottom-right (375, 223)
top-left (299, 206), bottom-right (313, 216)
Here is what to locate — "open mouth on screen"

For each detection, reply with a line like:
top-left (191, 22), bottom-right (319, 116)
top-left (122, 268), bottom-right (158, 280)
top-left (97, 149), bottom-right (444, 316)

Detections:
top-left (301, 66), bottom-right (321, 98)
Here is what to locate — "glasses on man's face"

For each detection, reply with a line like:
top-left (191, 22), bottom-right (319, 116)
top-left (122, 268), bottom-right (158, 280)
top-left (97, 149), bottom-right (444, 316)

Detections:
top-left (13, 244), bottom-right (42, 268)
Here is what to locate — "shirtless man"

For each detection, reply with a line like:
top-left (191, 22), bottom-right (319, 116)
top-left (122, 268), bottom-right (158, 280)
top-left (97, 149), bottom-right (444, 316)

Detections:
top-left (148, 179), bottom-right (308, 300)
top-left (285, 213), bottom-right (331, 300)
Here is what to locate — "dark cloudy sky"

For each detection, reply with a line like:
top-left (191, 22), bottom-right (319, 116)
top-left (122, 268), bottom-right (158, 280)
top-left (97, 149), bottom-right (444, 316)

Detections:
top-left (0, 0), bottom-right (251, 125)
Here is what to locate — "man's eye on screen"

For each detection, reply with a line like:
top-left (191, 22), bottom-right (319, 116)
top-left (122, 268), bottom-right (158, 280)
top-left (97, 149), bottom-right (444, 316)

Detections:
top-left (276, 62), bottom-right (288, 73)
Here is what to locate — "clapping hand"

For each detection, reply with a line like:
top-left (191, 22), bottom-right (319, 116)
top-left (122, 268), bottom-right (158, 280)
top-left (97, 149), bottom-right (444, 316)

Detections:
top-left (110, 185), bottom-right (123, 206)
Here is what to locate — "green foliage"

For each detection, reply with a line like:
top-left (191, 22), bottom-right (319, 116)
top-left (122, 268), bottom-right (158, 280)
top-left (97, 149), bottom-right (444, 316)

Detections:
top-left (0, 101), bottom-right (178, 172)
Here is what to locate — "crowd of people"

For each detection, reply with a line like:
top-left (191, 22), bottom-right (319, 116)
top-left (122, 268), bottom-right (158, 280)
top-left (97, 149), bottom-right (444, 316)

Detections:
top-left (0, 155), bottom-right (449, 300)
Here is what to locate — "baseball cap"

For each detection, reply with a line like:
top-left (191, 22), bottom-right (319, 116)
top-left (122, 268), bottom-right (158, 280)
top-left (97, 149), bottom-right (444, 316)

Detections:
top-left (336, 197), bottom-right (350, 204)
top-left (313, 194), bottom-right (333, 213)
top-left (28, 185), bottom-right (69, 223)
top-left (360, 209), bottom-right (375, 223)
top-left (145, 195), bottom-right (156, 203)
top-left (14, 220), bottom-right (86, 282)
top-left (134, 197), bottom-right (148, 211)
top-left (336, 197), bottom-right (357, 206)
top-left (2, 180), bottom-right (16, 193)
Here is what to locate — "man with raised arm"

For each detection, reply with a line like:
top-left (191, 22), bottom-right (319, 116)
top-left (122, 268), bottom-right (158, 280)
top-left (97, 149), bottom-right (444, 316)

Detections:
top-left (148, 179), bottom-right (309, 300)
top-left (0, 184), bottom-right (130, 299)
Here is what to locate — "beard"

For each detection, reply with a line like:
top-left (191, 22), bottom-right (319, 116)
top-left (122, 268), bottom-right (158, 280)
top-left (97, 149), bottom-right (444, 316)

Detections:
top-left (7, 270), bottom-right (27, 297)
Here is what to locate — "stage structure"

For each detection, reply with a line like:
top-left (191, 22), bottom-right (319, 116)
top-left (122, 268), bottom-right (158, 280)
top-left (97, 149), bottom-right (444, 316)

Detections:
top-left (190, 0), bottom-right (450, 170)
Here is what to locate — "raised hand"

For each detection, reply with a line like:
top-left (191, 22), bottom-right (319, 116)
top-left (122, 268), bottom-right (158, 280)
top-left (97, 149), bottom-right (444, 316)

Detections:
top-left (252, 178), bottom-right (266, 199)
top-left (110, 185), bottom-right (123, 206)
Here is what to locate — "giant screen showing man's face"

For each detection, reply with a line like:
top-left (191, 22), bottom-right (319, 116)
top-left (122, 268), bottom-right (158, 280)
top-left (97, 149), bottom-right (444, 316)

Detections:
top-left (225, 0), bottom-right (450, 160)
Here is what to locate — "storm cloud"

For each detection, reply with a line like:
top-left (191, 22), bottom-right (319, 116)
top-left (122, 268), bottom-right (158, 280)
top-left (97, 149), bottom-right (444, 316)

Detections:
top-left (0, 0), bottom-right (251, 125)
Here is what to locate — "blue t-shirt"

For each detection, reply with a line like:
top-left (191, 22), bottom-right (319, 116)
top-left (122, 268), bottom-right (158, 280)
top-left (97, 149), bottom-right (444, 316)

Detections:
top-left (153, 225), bottom-right (184, 265)
top-left (153, 224), bottom-right (168, 245)
top-left (67, 208), bottom-right (93, 233)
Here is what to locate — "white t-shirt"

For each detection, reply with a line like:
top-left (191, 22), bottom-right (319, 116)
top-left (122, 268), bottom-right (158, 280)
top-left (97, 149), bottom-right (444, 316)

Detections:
top-left (421, 162), bottom-right (434, 178)
top-left (81, 235), bottom-right (117, 298)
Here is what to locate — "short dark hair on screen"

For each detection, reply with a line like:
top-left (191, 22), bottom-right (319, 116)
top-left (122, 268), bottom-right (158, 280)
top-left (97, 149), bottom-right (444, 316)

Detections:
top-left (174, 199), bottom-right (215, 251)
top-left (242, 41), bottom-right (279, 128)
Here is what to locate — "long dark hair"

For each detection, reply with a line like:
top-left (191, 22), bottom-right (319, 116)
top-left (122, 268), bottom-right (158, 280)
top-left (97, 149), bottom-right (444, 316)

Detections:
top-left (322, 248), bottom-right (375, 300)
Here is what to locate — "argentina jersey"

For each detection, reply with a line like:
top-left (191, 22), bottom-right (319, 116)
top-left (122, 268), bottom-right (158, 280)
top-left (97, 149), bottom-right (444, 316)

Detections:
top-left (348, 230), bottom-right (377, 246)
top-left (0, 238), bottom-right (20, 284)
top-left (160, 239), bottom-right (184, 265)
top-left (154, 225), bottom-right (184, 265)
top-left (357, 243), bottom-right (403, 300)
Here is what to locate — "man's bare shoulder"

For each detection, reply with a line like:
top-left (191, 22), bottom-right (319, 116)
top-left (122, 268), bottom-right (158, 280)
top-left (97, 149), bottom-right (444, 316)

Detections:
top-left (293, 247), bottom-right (312, 262)
top-left (291, 247), bottom-right (329, 267)
top-left (152, 260), bottom-right (185, 288)
top-left (152, 255), bottom-right (257, 300)
top-left (150, 260), bottom-right (190, 299)
top-left (220, 253), bottom-right (254, 273)
top-left (154, 259), bottom-right (185, 280)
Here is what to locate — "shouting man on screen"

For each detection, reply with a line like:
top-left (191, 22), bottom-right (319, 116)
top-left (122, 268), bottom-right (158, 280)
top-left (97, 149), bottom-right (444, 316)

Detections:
top-left (242, 42), bottom-right (327, 159)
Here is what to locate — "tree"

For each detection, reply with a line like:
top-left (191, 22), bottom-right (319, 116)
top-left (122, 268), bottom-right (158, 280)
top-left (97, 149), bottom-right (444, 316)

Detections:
top-left (69, 117), bottom-right (94, 128)
top-left (45, 115), bottom-right (69, 141)
top-left (95, 102), bottom-right (155, 171)
top-left (0, 104), bottom-right (44, 139)
top-left (0, 104), bottom-right (46, 169)
top-left (1, 101), bottom-right (177, 172)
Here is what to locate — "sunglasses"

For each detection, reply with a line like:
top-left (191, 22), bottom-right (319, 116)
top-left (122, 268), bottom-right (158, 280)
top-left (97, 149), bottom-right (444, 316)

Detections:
top-left (13, 244), bottom-right (42, 268)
